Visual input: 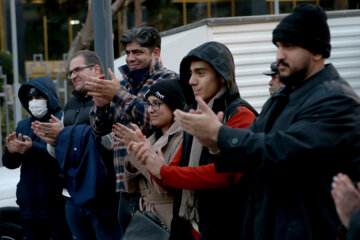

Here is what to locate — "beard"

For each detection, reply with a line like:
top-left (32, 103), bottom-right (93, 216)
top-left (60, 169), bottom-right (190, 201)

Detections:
top-left (279, 61), bottom-right (309, 89)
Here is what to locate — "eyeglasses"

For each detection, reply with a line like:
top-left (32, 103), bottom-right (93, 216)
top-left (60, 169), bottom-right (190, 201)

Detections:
top-left (66, 64), bottom-right (95, 80)
top-left (145, 101), bottom-right (163, 111)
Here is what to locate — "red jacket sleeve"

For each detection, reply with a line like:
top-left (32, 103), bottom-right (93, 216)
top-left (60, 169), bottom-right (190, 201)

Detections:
top-left (159, 106), bottom-right (256, 190)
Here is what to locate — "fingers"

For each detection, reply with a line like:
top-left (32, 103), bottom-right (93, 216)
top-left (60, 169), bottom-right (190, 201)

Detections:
top-left (50, 114), bottom-right (61, 123)
top-left (23, 135), bottom-right (32, 142)
top-left (6, 132), bottom-right (16, 143)
top-left (17, 133), bottom-right (23, 141)
top-left (135, 129), bottom-right (147, 142)
top-left (195, 96), bottom-right (211, 113)
top-left (129, 141), bottom-right (150, 164)
top-left (108, 68), bottom-right (117, 82)
top-left (130, 123), bottom-right (140, 132)
top-left (156, 148), bottom-right (165, 162)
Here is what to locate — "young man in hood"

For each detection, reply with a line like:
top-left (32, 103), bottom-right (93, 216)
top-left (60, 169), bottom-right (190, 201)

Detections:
top-left (2, 77), bottom-right (72, 240)
top-left (129, 41), bottom-right (258, 239)
top-left (171, 5), bottom-right (360, 239)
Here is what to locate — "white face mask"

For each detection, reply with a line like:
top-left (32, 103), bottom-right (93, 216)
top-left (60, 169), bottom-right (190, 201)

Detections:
top-left (28, 99), bottom-right (48, 119)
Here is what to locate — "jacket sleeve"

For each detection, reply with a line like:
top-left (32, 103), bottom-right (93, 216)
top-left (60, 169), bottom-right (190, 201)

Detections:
top-left (347, 209), bottom-right (360, 240)
top-left (2, 148), bottom-right (22, 169)
top-left (2, 120), bottom-right (27, 169)
top-left (159, 106), bottom-right (256, 190)
top-left (123, 152), bottom-right (145, 193)
top-left (215, 92), bottom-right (360, 174)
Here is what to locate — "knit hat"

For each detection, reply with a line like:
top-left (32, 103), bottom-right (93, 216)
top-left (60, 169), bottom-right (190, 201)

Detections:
top-left (27, 87), bottom-right (46, 99)
top-left (263, 61), bottom-right (278, 76)
top-left (145, 78), bottom-right (186, 111)
top-left (272, 5), bottom-right (331, 58)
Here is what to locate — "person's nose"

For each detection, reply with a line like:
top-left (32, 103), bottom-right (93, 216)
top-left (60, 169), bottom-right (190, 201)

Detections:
top-left (71, 71), bottom-right (77, 81)
top-left (189, 74), bottom-right (197, 86)
top-left (276, 47), bottom-right (285, 62)
top-left (127, 52), bottom-right (136, 62)
top-left (147, 104), bottom-right (155, 113)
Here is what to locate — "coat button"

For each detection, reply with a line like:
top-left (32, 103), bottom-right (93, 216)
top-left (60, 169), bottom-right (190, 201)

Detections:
top-left (231, 138), bottom-right (239, 145)
top-left (74, 147), bottom-right (78, 151)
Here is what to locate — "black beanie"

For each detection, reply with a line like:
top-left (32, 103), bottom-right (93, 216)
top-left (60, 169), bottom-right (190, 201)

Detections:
top-left (145, 78), bottom-right (186, 111)
top-left (27, 87), bottom-right (46, 99)
top-left (272, 5), bottom-right (331, 58)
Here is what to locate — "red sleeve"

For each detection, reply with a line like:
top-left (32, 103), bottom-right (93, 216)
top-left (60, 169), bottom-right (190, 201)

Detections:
top-left (159, 106), bottom-right (256, 190)
top-left (226, 106), bottom-right (257, 129)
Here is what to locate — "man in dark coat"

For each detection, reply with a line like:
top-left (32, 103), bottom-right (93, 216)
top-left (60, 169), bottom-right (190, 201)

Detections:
top-left (31, 50), bottom-right (121, 240)
top-left (2, 77), bottom-right (72, 240)
top-left (173, 5), bottom-right (360, 240)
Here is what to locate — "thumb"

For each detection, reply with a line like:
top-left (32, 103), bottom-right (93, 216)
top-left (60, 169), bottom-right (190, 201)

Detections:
top-left (195, 96), bottom-right (212, 114)
top-left (135, 129), bottom-right (147, 142)
top-left (23, 135), bottom-right (32, 142)
top-left (130, 123), bottom-right (141, 132)
top-left (17, 133), bottom-right (23, 141)
top-left (157, 148), bottom-right (164, 161)
top-left (51, 114), bottom-right (61, 123)
top-left (108, 68), bottom-right (117, 82)
top-left (217, 111), bottom-right (224, 123)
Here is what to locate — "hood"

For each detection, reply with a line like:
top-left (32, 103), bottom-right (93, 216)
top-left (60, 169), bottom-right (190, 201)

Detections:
top-left (18, 76), bottom-right (61, 116)
top-left (179, 41), bottom-right (238, 105)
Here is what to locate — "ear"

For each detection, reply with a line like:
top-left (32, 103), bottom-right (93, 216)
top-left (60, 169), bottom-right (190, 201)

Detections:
top-left (93, 64), bottom-right (101, 74)
top-left (152, 47), bottom-right (161, 58)
top-left (313, 53), bottom-right (323, 61)
top-left (220, 77), bottom-right (226, 84)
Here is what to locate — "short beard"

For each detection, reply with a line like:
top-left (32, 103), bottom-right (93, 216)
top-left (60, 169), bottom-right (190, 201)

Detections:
top-left (279, 65), bottom-right (308, 89)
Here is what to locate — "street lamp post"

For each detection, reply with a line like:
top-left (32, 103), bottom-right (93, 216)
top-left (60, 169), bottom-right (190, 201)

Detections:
top-left (10, 0), bottom-right (22, 124)
top-left (92, 0), bottom-right (114, 78)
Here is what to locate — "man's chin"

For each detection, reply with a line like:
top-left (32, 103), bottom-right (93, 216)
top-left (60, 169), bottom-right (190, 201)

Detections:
top-left (279, 68), bottom-right (307, 88)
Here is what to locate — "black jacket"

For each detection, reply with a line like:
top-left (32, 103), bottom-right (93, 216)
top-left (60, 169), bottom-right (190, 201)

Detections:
top-left (216, 64), bottom-right (360, 240)
top-left (171, 41), bottom-right (258, 240)
top-left (63, 90), bottom-right (93, 126)
top-left (2, 76), bottom-right (64, 219)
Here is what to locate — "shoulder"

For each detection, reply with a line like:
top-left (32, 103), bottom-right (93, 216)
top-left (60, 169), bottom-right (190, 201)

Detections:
top-left (226, 106), bottom-right (257, 129)
top-left (153, 67), bottom-right (178, 80)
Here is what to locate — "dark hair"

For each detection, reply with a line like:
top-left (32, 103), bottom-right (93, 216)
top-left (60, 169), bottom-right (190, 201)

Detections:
top-left (68, 50), bottom-right (104, 74)
top-left (120, 26), bottom-right (161, 52)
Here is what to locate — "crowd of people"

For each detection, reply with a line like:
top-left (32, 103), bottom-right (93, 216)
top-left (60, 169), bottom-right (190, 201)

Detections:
top-left (2, 4), bottom-right (360, 240)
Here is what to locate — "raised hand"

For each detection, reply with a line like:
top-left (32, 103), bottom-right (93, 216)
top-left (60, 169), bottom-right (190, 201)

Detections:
top-left (127, 129), bottom-right (165, 179)
top-left (331, 173), bottom-right (360, 228)
top-left (86, 68), bottom-right (121, 107)
top-left (174, 96), bottom-right (222, 152)
top-left (31, 114), bottom-right (63, 146)
top-left (6, 132), bottom-right (32, 154)
top-left (112, 123), bottom-right (141, 147)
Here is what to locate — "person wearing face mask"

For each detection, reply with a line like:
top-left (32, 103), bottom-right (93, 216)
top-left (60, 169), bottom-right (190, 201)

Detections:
top-left (2, 76), bottom-right (72, 240)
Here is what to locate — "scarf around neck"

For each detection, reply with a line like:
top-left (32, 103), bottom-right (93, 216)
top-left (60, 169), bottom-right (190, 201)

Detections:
top-left (178, 87), bottom-right (226, 223)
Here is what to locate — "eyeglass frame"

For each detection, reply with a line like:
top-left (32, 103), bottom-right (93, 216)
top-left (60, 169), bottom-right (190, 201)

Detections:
top-left (66, 64), bottom-right (95, 80)
top-left (145, 101), bottom-right (164, 111)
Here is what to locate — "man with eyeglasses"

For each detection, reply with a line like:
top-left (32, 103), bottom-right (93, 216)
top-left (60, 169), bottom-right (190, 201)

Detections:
top-left (31, 50), bottom-right (121, 240)
top-left (84, 26), bottom-right (177, 234)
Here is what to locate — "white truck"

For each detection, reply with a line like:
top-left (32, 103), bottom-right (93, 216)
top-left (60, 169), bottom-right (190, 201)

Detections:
top-left (0, 167), bottom-right (23, 240)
